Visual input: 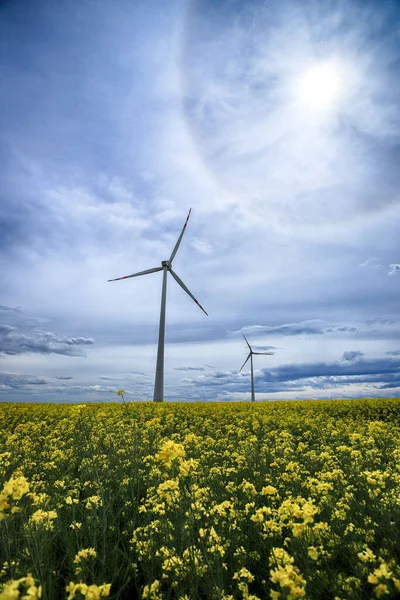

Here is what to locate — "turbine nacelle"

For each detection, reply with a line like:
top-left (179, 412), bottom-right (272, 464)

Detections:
top-left (161, 260), bottom-right (171, 268)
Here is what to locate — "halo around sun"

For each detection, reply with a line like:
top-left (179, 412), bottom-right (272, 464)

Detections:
top-left (298, 62), bottom-right (342, 109)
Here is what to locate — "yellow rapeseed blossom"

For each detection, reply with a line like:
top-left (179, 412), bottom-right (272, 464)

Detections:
top-left (141, 580), bottom-right (162, 600)
top-left (74, 548), bottom-right (97, 563)
top-left (85, 496), bottom-right (102, 509)
top-left (261, 485), bottom-right (278, 495)
top-left (179, 458), bottom-right (197, 476)
top-left (233, 567), bottom-right (255, 582)
top-left (0, 573), bottom-right (41, 600)
top-left (66, 582), bottom-right (111, 600)
top-left (2, 398), bottom-right (400, 599)
top-left (269, 548), bottom-right (306, 600)
top-left (0, 475), bottom-right (30, 520)
top-left (358, 548), bottom-right (376, 562)
top-left (2, 475), bottom-right (30, 500)
top-left (29, 509), bottom-right (57, 530)
top-left (155, 440), bottom-right (185, 467)
top-left (156, 480), bottom-right (180, 505)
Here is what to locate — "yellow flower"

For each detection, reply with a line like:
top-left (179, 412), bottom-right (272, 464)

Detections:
top-left (116, 389), bottom-right (125, 397)
top-left (308, 547), bottom-right (319, 560)
top-left (66, 582), bottom-right (110, 600)
top-left (2, 476), bottom-right (30, 500)
top-left (30, 509), bottom-right (57, 530)
top-left (142, 580), bottom-right (161, 600)
top-left (292, 524), bottom-right (304, 537)
top-left (85, 496), bottom-right (102, 509)
top-left (358, 548), bottom-right (376, 562)
top-left (0, 574), bottom-right (41, 600)
top-left (155, 440), bottom-right (185, 467)
top-left (374, 584), bottom-right (389, 598)
top-left (73, 548), bottom-right (97, 563)
top-left (179, 458), bottom-right (197, 476)
top-left (262, 485), bottom-right (278, 495)
top-left (233, 568), bottom-right (255, 582)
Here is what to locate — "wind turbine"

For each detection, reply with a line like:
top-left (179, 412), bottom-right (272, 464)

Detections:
top-left (239, 334), bottom-right (274, 402)
top-left (108, 209), bottom-right (208, 402)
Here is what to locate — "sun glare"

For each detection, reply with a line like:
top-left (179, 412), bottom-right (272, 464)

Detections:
top-left (298, 62), bottom-right (342, 109)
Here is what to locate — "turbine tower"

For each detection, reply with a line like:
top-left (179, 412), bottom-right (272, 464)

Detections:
top-left (108, 209), bottom-right (207, 402)
top-left (239, 334), bottom-right (274, 402)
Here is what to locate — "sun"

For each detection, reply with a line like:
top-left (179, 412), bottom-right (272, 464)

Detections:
top-left (298, 62), bottom-right (342, 109)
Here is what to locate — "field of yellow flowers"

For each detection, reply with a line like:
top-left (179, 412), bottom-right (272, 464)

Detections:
top-left (1, 398), bottom-right (400, 600)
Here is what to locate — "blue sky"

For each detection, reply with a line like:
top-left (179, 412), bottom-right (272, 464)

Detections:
top-left (0, 0), bottom-right (399, 402)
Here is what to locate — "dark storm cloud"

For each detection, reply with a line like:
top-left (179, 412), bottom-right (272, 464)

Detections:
top-left (261, 356), bottom-right (400, 383)
top-left (181, 354), bottom-right (400, 396)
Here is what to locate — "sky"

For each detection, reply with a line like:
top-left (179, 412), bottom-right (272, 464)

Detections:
top-left (0, 0), bottom-right (399, 403)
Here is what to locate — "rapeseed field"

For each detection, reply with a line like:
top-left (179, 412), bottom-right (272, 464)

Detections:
top-left (1, 398), bottom-right (400, 599)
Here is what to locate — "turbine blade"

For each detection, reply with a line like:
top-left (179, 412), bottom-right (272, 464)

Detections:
top-left (169, 208), bottom-right (192, 263)
top-left (107, 266), bottom-right (162, 282)
top-left (252, 352), bottom-right (274, 355)
top-left (239, 353), bottom-right (251, 372)
top-left (169, 268), bottom-right (208, 316)
top-left (242, 333), bottom-right (252, 351)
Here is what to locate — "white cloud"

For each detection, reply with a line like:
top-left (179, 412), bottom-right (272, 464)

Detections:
top-left (190, 237), bottom-right (213, 255)
top-left (388, 263), bottom-right (400, 276)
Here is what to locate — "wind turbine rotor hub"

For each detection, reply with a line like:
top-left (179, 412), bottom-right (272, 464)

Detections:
top-left (161, 260), bottom-right (171, 268)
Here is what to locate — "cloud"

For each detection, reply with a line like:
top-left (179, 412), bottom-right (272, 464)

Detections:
top-left (0, 305), bottom-right (22, 314)
top-left (386, 350), bottom-right (400, 356)
top-left (252, 345), bottom-right (277, 351)
top-left (0, 372), bottom-right (48, 389)
top-left (342, 351), bottom-right (364, 362)
top-left (190, 237), bottom-right (213, 255)
top-left (388, 264), bottom-right (400, 276)
top-left (359, 258), bottom-right (384, 269)
top-left (0, 305), bottom-right (49, 327)
top-left (174, 366), bottom-right (205, 371)
top-left (228, 320), bottom-right (326, 337)
top-left (0, 325), bottom-right (94, 356)
top-left (180, 354), bottom-right (400, 398)
top-left (366, 318), bottom-right (396, 326)
top-left (54, 376), bottom-right (74, 380)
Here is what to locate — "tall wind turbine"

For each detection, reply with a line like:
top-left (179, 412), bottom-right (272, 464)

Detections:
top-left (239, 334), bottom-right (274, 402)
top-left (108, 209), bottom-right (208, 402)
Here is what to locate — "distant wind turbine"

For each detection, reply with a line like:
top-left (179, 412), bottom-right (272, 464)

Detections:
top-left (108, 209), bottom-right (208, 402)
top-left (239, 334), bottom-right (274, 402)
